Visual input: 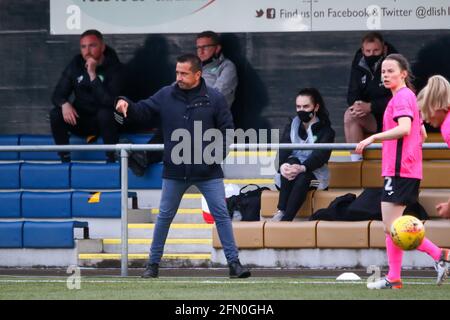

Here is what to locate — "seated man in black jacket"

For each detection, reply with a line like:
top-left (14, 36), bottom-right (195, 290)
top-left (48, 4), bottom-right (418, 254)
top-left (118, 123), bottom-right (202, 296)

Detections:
top-left (344, 32), bottom-right (397, 161)
top-left (50, 29), bottom-right (122, 162)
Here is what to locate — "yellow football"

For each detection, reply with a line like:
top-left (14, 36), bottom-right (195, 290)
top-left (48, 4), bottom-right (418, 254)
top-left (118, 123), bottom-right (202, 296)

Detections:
top-left (390, 215), bottom-right (425, 250)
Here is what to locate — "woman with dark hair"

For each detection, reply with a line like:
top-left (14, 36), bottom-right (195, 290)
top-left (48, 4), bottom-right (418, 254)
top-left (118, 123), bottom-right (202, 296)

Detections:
top-left (356, 54), bottom-right (449, 289)
top-left (272, 88), bottom-right (335, 221)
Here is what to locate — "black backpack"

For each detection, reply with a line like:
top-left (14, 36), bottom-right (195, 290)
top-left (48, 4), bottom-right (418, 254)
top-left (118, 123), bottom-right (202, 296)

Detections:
top-left (309, 193), bottom-right (357, 221)
top-left (346, 188), bottom-right (429, 220)
top-left (309, 188), bottom-right (429, 221)
top-left (226, 184), bottom-right (270, 221)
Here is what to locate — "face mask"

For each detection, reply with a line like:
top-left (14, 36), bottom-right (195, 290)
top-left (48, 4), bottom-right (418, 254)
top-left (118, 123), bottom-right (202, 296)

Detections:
top-left (297, 110), bottom-right (315, 123)
top-left (364, 54), bottom-right (382, 69)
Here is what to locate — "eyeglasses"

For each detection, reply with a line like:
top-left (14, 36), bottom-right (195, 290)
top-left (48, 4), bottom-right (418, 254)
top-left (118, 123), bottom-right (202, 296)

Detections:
top-left (196, 44), bottom-right (217, 51)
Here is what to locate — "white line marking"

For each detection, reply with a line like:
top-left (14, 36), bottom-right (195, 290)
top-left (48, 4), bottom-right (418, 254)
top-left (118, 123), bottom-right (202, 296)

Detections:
top-left (0, 278), bottom-right (446, 286)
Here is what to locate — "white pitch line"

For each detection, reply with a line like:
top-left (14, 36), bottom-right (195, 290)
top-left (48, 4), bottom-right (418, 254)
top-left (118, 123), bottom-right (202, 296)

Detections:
top-left (0, 279), bottom-right (446, 286)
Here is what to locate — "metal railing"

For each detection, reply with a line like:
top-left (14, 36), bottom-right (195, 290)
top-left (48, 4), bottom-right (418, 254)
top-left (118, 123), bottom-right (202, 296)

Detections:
top-left (0, 142), bottom-right (448, 276)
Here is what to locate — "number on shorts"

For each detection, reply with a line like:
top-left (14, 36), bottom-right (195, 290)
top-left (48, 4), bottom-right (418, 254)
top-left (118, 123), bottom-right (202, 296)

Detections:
top-left (384, 177), bottom-right (393, 191)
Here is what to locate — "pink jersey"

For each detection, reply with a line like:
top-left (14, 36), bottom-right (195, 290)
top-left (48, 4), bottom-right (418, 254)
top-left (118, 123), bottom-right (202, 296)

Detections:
top-left (381, 87), bottom-right (422, 179)
top-left (441, 111), bottom-right (450, 147)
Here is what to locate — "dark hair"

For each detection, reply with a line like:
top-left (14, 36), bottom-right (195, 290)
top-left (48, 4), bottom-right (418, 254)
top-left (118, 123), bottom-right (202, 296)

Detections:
top-left (384, 53), bottom-right (416, 92)
top-left (176, 54), bottom-right (202, 73)
top-left (297, 88), bottom-right (331, 125)
top-left (196, 30), bottom-right (220, 45)
top-left (361, 31), bottom-right (384, 44)
top-left (80, 29), bottom-right (104, 41)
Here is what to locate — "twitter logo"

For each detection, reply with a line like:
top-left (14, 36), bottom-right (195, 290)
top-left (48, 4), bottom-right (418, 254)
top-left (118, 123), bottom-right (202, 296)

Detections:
top-left (255, 9), bottom-right (264, 17)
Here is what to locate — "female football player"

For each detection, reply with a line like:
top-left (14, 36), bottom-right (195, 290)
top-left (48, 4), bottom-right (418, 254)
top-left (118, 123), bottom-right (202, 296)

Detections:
top-left (356, 54), bottom-right (449, 289)
top-left (418, 75), bottom-right (450, 218)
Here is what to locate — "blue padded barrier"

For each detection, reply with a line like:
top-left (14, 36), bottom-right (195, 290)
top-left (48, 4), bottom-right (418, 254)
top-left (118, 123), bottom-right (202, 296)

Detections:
top-left (21, 163), bottom-right (70, 189)
top-left (0, 192), bottom-right (21, 218)
top-left (128, 162), bottom-right (163, 189)
top-left (23, 221), bottom-right (87, 248)
top-left (70, 136), bottom-right (106, 161)
top-left (0, 221), bottom-right (23, 248)
top-left (72, 191), bottom-right (121, 218)
top-left (0, 135), bottom-right (19, 160)
top-left (0, 163), bottom-right (21, 189)
top-left (71, 163), bottom-right (120, 189)
top-left (22, 192), bottom-right (72, 219)
top-left (19, 135), bottom-right (59, 161)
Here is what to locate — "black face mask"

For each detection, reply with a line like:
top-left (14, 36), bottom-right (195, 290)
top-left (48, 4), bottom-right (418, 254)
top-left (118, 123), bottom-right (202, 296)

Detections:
top-left (297, 110), bottom-right (315, 123)
top-left (364, 54), bottom-right (383, 69)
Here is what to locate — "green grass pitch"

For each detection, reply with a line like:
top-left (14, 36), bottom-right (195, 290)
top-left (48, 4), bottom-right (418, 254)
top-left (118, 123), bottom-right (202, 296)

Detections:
top-left (1, 276), bottom-right (449, 300)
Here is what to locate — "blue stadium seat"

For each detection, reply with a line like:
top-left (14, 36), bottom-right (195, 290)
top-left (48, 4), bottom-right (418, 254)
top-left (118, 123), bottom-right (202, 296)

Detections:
top-left (70, 134), bottom-right (154, 161)
top-left (19, 134), bottom-right (59, 161)
top-left (72, 191), bottom-right (121, 218)
top-left (23, 221), bottom-right (88, 248)
top-left (12, 133), bottom-right (155, 161)
top-left (22, 191), bottom-right (72, 219)
top-left (21, 163), bottom-right (70, 189)
top-left (71, 163), bottom-right (120, 189)
top-left (0, 163), bottom-right (21, 189)
top-left (120, 133), bottom-right (154, 144)
top-left (0, 221), bottom-right (23, 248)
top-left (128, 162), bottom-right (163, 189)
top-left (69, 136), bottom-right (107, 161)
top-left (0, 134), bottom-right (19, 160)
top-left (0, 192), bottom-right (21, 218)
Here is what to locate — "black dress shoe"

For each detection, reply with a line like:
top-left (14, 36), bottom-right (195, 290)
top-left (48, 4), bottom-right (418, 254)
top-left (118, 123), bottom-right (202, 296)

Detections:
top-left (142, 263), bottom-right (159, 278)
top-left (229, 260), bottom-right (251, 278)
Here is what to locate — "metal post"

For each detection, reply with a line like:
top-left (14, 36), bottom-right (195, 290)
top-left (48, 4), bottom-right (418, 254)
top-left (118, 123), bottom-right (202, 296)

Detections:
top-left (120, 148), bottom-right (129, 277)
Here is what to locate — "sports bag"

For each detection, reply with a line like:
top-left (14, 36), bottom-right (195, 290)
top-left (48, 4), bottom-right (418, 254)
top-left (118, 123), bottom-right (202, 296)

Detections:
top-left (226, 184), bottom-right (270, 221)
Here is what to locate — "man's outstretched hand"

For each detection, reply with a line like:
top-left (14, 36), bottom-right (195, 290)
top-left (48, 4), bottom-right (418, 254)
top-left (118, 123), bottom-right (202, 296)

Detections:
top-left (115, 99), bottom-right (129, 118)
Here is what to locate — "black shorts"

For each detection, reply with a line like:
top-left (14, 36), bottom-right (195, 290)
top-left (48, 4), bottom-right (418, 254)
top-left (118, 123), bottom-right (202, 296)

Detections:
top-left (381, 176), bottom-right (420, 205)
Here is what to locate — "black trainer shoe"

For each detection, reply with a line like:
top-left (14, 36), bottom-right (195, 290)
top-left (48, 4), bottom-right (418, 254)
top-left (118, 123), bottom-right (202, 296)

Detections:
top-left (128, 154), bottom-right (147, 177)
top-left (130, 150), bottom-right (149, 169)
top-left (60, 153), bottom-right (71, 163)
top-left (229, 260), bottom-right (251, 278)
top-left (142, 263), bottom-right (159, 278)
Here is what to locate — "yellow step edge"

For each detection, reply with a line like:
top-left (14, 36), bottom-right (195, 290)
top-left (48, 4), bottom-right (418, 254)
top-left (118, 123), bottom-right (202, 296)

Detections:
top-left (128, 223), bottom-right (213, 229)
top-left (226, 150), bottom-right (349, 157)
top-left (103, 239), bottom-right (212, 245)
top-left (150, 208), bottom-right (202, 214)
top-left (224, 178), bottom-right (273, 184)
top-left (228, 151), bottom-right (276, 157)
top-left (331, 151), bottom-right (351, 157)
top-left (182, 194), bottom-right (202, 199)
top-left (78, 253), bottom-right (211, 260)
